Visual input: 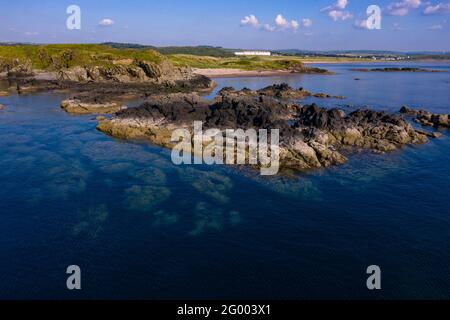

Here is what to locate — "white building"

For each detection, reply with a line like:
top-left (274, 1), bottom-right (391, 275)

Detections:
top-left (234, 51), bottom-right (271, 56)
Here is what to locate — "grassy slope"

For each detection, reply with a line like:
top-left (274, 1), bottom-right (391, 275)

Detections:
top-left (167, 54), bottom-right (310, 71)
top-left (0, 44), bottom-right (164, 70)
top-left (295, 56), bottom-right (373, 63)
top-left (0, 44), bottom-right (343, 73)
top-left (102, 42), bottom-right (235, 57)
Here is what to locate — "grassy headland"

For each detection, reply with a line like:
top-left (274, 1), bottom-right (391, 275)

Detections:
top-left (0, 44), bottom-right (329, 75)
top-left (167, 54), bottom-right (327, 72)
top-left (0, 44), bottom-right (338, 74)
top-left (0, 44), bottom-right (164, 71)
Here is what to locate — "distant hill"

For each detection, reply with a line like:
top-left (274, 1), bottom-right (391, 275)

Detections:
top-left (1, 42), bottom-right (449, 60)
top-left (102, 43), bottom-right (235, 57)
top-left (275, 49), bottom-right (450, 60)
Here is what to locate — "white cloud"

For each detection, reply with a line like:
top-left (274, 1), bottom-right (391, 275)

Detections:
top-left (337, 0), bottom-right (349, 9)
top-left (427, 23), bottom-right (444, 29)
top-left (322, 0), bottom-right (349, 12)
top-left (328, 10), bottom-right (353, 21)
top-left (423, 2), bottom-right (450, 14)
top-left (24, 31), bottom-right (39, 36)
top-left (99, 18), bottom-right (114, 26)
top-left (275, 14), bottom-right (289, 28)
top-left (263, 24), bottom-right (276, 32)
top-left (354, 19), bottom-right (370, 29)
top-left (241, 15), bottom-right (260, 27)
top-left (386, 0), bottom-right (421, 16)
top-left (241, 14), bottom-right (308, 32)
top-left (322, 1), bottom-right (352, 21)
top-left (302, 18), bottom-right (313, 27)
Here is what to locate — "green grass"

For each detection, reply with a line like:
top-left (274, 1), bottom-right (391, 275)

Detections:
top-left (0, 44), bottom-right (336, 73)
top-left (102, 43), bottom-right (235, 57)
top-left (167, 54), bottom-right (309, 71)
top-left (0, 44), bottom-right (165, 71)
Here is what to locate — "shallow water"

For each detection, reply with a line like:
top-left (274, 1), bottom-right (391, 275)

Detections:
top-left (0, 63), bottom-right (449, 299)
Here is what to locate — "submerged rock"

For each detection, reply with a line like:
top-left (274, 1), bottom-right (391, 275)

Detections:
top-left (124, 185), bottom-right (171, 212)
top-left (0, 104), bottom-right (5, 110)
top-left (72, 204), bottom-right (109, 239)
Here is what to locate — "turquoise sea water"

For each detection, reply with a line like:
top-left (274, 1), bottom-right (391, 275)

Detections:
top-left (0, 63), bottom-right (449, 299)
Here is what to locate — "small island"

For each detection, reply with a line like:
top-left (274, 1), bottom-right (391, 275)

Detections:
top-left (352, 67), bottom-right (445, 73)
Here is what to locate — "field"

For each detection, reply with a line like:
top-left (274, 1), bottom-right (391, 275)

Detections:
top-left (0, 44), bottom-right (374, 74)
top-left (167, 54), bottom-right (311, 71)
top-left (0, 44), bottom-right (164, 70)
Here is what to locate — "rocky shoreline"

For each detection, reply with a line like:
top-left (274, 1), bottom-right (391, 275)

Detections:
top-left (97, 83), bottom-right (432, 173)
top-left (1, 54), bottom-right (444, 175)
top-left (400, 106), bottom-right (449, 132)
top-left (0, 56), bottom-right (217, 112)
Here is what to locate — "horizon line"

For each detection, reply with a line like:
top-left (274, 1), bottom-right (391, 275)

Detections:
top-left (1, 41), bottom-right (449, 54)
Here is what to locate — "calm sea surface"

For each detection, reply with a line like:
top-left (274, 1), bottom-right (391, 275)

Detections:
top-left (0, 63), bottom-right (449, 299)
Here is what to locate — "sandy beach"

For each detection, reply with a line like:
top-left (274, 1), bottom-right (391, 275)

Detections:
top-left (192, 68), bottom-right (299, 78)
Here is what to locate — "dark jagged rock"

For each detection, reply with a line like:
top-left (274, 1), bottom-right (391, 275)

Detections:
top-left (400, 106), bottom-right (449, 129)
top-left (217, 83), bottom-right (344, 101)
top-left (97, 87), bottom-right (429, 173)
top-left (257, 83), bottom-right (311, 99)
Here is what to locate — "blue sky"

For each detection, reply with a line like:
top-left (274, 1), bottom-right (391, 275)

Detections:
top-left (1, 0), bottom-right (449, 51)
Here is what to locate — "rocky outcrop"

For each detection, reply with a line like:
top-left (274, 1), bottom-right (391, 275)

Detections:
top-left (295, 105), bottom-right (427, 153)
top-left (57, 59), bottom-right (196, 84)
top-left (312, 93), bottom-right (345, 99)
top-left (1, 59), bottom-right (35, 78)
top-left (217, 83), bottom-right (345, 100)
top-left (61, 99), bottom-right (126, 114)
top-left (400, 106), bottom-right (450, 129)
top-left (58, 66), bottom-right (89, 82)
top-left (97, 87), bottom-right (429, 173)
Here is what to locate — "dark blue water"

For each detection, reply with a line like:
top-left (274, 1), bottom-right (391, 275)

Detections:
top-left (0, 63), bottom-right (449, 299)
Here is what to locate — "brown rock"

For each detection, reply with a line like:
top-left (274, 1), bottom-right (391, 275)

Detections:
top-left (58, 66), bottom-right (89, 82)
top-left (97, 89), bottom-right (430, 174)
top-left (431, 114), bottom-right (449, 127)
top-left (61, 99), bottom-right (126, 114)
